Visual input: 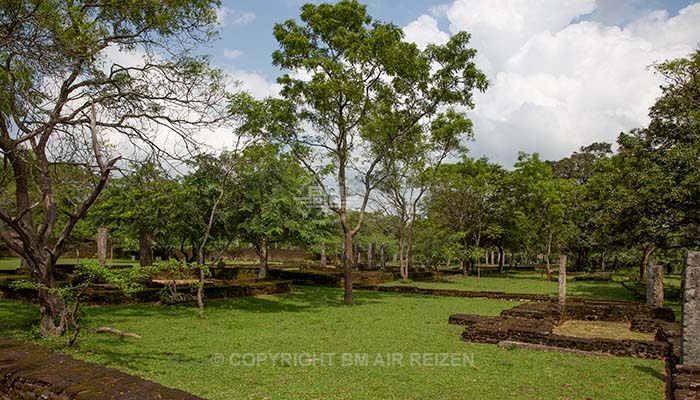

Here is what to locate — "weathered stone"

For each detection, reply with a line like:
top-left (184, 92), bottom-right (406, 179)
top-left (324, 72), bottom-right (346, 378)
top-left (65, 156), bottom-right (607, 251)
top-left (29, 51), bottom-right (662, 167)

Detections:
top-left (558, 255), bottom-right (567, 307)
top-left (319, 242), bottom-right (326, 268)
top-left (97, 227), bottom-right (107, 265)
top-left (647, 261), bottom-right (664, 307)
top-left (0, 337), bottom-right (202, 399)
top-left (652, 264), bottom-right (664, 308)
top-left (682, 251), bottom-right (700, 365)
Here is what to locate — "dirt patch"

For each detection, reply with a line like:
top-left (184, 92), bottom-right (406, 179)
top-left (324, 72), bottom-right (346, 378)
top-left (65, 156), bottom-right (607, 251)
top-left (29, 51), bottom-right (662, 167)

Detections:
top-left (553, 320), bottom-right (654, 341)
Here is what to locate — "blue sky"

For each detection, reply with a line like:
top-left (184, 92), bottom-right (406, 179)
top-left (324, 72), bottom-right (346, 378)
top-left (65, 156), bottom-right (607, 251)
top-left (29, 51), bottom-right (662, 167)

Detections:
top-left (208, 0), bottom-right (700, 166)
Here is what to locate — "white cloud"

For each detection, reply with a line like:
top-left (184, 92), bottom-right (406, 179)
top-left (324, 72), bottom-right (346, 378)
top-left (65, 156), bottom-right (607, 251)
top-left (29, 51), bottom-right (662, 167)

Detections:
top-left (228, 70), bottom-right (281, 99)
top-left (223, 49), bottom-right (243, 59)
top-left (403, 15), bottom-right (450, 49)
top-left (216, 7), bottom-right (256, 26)
top-left (403, 1), bottom-right (700, 166)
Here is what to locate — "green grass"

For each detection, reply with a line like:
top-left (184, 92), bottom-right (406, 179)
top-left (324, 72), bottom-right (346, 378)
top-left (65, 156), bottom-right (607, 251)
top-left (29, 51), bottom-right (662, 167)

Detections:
top-left (0, 287), bottom-right (664, 399)
top-left (0, 257), bottom-right (141, 271)
top-left (386, 272), bottom-right (636, 301)
top-left (0, 257), bottom-right (20, 270)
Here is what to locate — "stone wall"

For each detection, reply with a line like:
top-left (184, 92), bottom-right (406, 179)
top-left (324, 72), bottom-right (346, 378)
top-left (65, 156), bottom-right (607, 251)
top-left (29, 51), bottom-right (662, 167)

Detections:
top-left (362, 285), bottom-right (553, 302)
top-left (0, 278), bottom-right (293, 305)
top-left (450, 311), bottom-right (669, 359)
top-left (0, 337), bottom-right (201, 399)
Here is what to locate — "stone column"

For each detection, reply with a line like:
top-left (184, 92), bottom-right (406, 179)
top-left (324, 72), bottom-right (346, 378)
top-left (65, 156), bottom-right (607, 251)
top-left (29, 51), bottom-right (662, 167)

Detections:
top-left (682, 251), bottom-right (700, 365)
top-left (558, 255), bottom-right (567, 307)
top-left (367, 243), bottom-right (375, 270)
top-left (646, 261), bottom-right (664, 307)
top-left (97, 227), bottom-right (107, 265)
top-left (652, 263), bottom-right (664, 307)
top-left (320, 242), bottom-right (326, 268)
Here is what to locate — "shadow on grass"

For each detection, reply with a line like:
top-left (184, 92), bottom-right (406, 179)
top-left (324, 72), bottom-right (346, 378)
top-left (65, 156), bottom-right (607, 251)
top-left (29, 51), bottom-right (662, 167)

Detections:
top-left (83, 286), bottom-right (388, 322)
top-left (634, 365), bottom-right (665, 382)
top-left (72, 340), bottom-right (200, 372)
top-left (0, 299), bottom-right (38, 334)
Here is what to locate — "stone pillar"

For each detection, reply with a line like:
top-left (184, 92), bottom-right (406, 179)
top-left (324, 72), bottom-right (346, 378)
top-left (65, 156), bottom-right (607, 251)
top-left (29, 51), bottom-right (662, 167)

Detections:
top-left (682, 252), bottom-right (700, 365)
top-left (320, 242), bottom-right (326, 268)
top-left (367, 243), bottom-right (375, 270)
top-left (558, 255), bottom-right (567, 307)
top-left (646, 261), bottom-right (664, 307)
top-left (652, 263), bottom-right (664, 307)
top-left (97, 227), bottom-right (107, 265)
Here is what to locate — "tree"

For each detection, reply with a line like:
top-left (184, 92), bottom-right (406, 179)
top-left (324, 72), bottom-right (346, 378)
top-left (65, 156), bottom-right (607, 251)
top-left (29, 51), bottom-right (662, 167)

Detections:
top-left (269, 0), bottom-right (487, 304)
top-left (511, 153), bottom-right (573, 280)
top-left (592, 49), bottom-right (700, 279)
top-left (175, 151), bottom-right (237, 317)
top-left (425, 158), bottom-right (504, 276)
top-left (229, 143), bottom-right (324, 278)
top-left (375, 110), bottom-right (469, 279)
top-left (551, 143), bottom-right (613, 271)
top-left (0, 0), bottom-right (227, 335)
top-left (90, 162), bottom-right (179, 266)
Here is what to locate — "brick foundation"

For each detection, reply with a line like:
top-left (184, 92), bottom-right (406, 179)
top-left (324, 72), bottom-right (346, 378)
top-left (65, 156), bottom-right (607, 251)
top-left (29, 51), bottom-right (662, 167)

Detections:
top-left (0, 337), bottom-right (201, 399)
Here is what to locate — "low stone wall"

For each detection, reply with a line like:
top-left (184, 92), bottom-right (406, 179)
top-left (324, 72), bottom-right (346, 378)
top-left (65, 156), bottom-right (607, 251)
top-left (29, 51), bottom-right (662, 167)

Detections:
top-left (450, 310), bottom-right (669, 359)
top-left (0, 278), bottom-right (293, 305)
top-left (268, 270), bottom-right (393, 287)
top-left (361, 285), bottom-right (553, 302)
top-left (0, 337), bottom-right (201, 399)
top-left (672, 365), bottom-right (700, 400)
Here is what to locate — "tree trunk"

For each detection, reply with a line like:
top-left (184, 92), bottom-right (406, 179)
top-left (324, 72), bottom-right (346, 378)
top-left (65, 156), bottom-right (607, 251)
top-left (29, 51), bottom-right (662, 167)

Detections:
top-left (367, 243), bottom-right (375, 270)
top-left (498, 245), bottom-right (505, 273)
top-left (640, 243), bottom-right (657, 281)
top-left (399, 233), bottom-right (408, 280)
top-left (343, 230), bottom-right (353, 305)
top-left (600, 249), bottom-right (607, 271)
top-left (460, 259), bottom-right (467, 276)
top-left (380, 244), bottom-right (387, 271)
top-left (545, 231), bottom-right (553, 281)
top-left (29, 256), bottom-right (67, 337)
top-left (196, 245), bottom-right (206, 318)
top-left (139, 231), bottom-right (153, 267)
top-left (258, 238), bottom-right (269, 278)
top-left (352, 243), bottom-right (360, 270)
top-left (320, 242), bottom-right (326, 268)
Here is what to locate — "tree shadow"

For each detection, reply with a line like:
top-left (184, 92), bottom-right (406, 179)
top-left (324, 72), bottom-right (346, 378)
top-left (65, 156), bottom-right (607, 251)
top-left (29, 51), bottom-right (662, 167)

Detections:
top-left (634, 365), bottom-right (666, 382)
top-left (0, 299), bottom-right (38, 334)
top-left (202, 286), bottom-right (387, 313)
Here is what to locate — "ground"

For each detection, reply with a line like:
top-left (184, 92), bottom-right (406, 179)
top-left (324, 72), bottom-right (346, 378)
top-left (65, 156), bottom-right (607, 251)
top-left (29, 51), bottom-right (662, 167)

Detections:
top-left (0, 285), bottom-right (665, 400)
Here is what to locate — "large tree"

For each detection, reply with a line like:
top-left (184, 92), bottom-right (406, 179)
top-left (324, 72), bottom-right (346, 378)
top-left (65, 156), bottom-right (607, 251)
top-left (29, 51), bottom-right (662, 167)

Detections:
top-left (229, 143), bottom-right (324, 278)
top-left (90, 162), bottom-right (179, 266)
top-left (425, 157), bottom-right (505, 276)
top-left (269, 0), bottom-right (487, 304)
top-left (0, 0), bottom-right (227, 335)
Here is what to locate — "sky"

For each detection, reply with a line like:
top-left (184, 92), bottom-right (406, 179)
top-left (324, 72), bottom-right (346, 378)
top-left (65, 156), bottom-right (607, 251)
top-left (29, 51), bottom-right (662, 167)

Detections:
top-left (210, 0), bottom-right (700, 167)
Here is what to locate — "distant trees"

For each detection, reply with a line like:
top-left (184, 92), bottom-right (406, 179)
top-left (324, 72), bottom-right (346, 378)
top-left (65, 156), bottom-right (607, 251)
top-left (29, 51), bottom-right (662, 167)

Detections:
top-left (425, 158), bottom-right (506, 276)
top-left (227, 143), bottom-right (326, 278)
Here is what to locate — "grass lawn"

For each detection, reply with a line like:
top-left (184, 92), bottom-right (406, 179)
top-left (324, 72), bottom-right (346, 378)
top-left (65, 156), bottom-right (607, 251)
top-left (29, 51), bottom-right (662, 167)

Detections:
top-left (386, 272), bottom-right (636, 302)
top-left (553, 320), bottom-right (655, 341)
top-left (0, 287), bottom-right (665, 400)
top-left (0, 257), bottom-right (20, 271)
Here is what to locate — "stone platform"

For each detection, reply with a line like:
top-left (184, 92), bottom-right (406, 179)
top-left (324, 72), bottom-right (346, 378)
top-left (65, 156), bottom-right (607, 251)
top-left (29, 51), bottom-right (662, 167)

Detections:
top-left (0, 337), bottom-right (201, 399)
